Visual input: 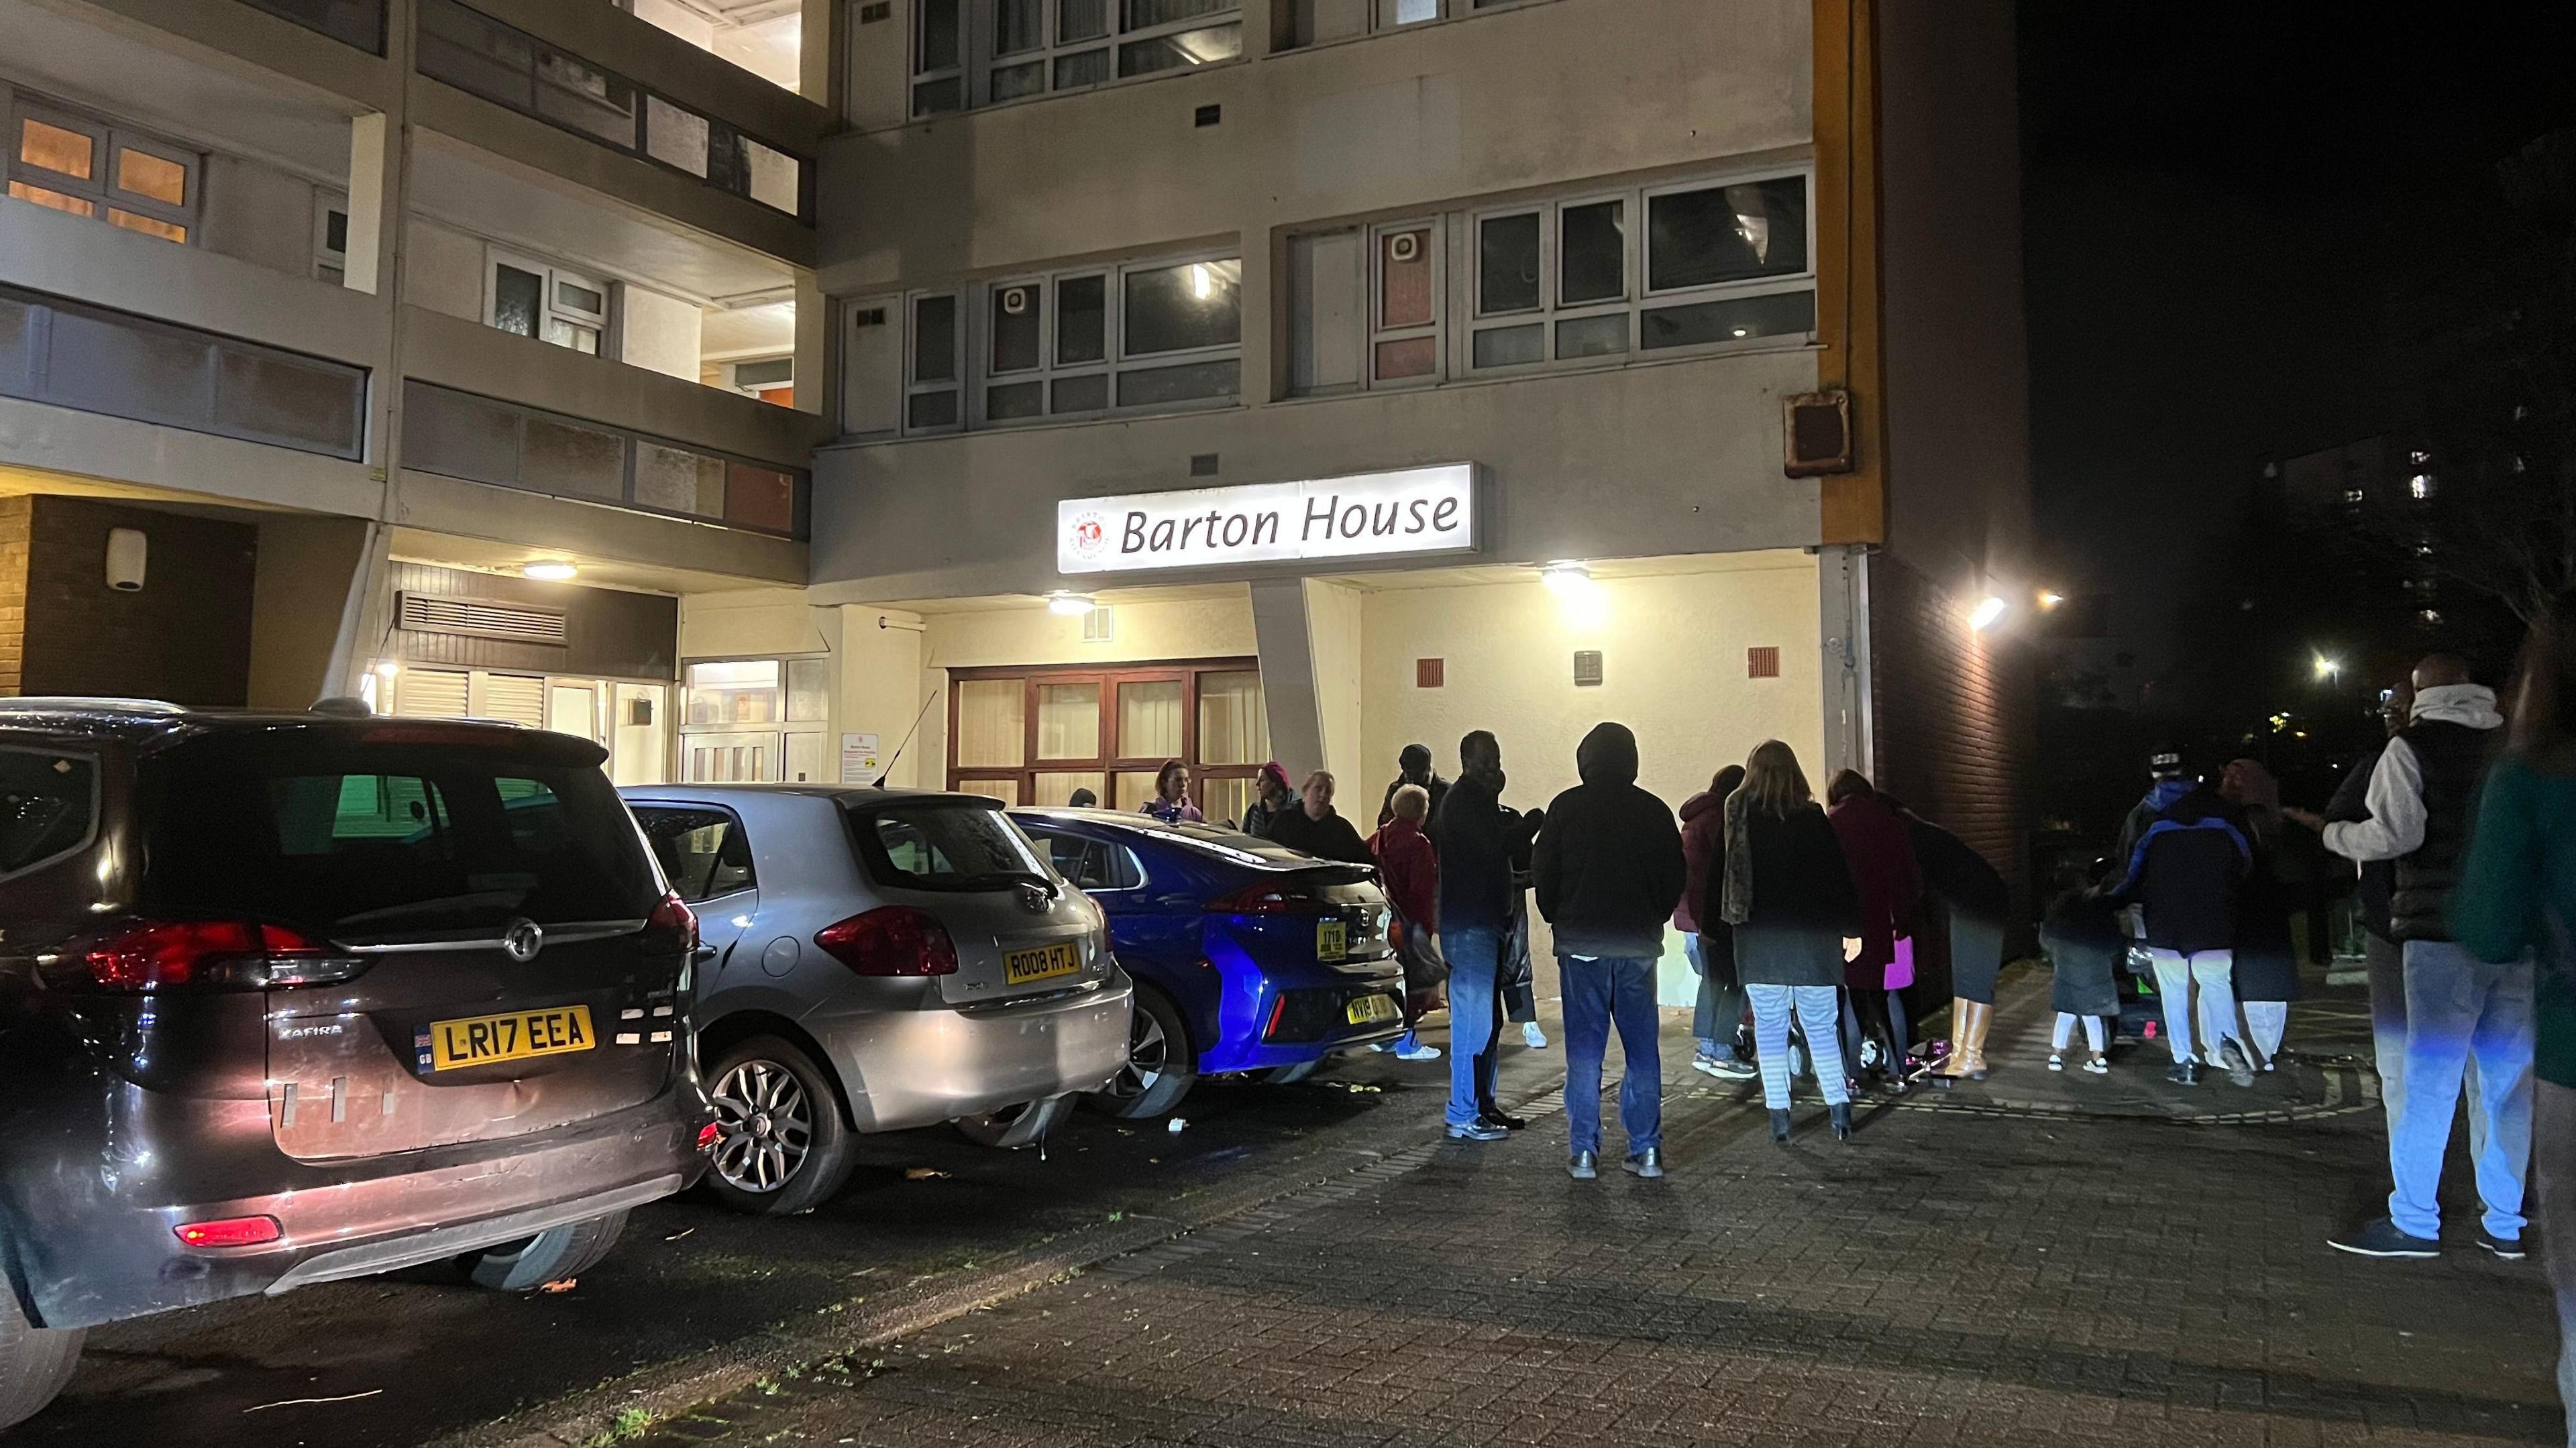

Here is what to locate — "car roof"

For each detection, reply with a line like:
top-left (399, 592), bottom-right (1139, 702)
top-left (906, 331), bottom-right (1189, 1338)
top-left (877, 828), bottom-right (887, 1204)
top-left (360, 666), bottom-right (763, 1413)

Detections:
top-left (1011, 807), bottom-right (1352, 873)
top-left (0, 699), bottom-right (569, 752)
top-left (622, 783), bottom-right (1007, 809)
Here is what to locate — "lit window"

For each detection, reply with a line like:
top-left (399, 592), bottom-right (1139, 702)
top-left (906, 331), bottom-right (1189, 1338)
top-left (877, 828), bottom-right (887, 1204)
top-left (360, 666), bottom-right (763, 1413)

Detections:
top-left (486, 249), bottom-right (612, 357)
top-left (6, 99), bottom-right (198, 245)
top-left (2343, 488), bottom-right (2366, 504)
top-left (2410, 473), bottom-right (2433, 500)
top-left (913, 0), bottom-right (1241, 116)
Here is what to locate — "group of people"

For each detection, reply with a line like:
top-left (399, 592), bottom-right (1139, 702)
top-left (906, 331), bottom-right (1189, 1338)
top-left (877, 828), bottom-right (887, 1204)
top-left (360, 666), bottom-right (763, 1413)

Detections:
top-left (1300, 724), bottom-right (2013, 1177)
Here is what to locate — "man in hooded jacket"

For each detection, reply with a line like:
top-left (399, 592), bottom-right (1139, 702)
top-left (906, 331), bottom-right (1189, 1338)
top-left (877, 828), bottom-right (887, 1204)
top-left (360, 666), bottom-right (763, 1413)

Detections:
top-left (1534, 723), bottom-right (1687, 1180)
top-left (2294, 655), bottom-right (2530, 1260)
top-left (2112, 752), bottom-right (2254, 1087)
top-left (1432, 731), bottom-right (1542, 1142)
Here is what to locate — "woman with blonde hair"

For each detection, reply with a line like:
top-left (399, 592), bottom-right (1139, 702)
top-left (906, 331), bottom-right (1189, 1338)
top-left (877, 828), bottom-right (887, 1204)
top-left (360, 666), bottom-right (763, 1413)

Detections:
top-left (1719, 740), bottom-right (1864, 1142)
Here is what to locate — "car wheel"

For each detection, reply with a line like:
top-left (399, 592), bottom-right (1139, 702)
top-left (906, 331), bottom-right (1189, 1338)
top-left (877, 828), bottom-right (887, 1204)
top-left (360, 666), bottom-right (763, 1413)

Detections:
top-left (0, 1282), bottom-right (83, 1432)
top-left (1084, 988), bottom-right (1195, 1119)
top-left (460, 1211), bottom-right (629, 1292)
top-left (1260, 1060), bottom-right (1323, 1085)
top-left (955, 1093), bottom-right (1074, 1149)
top-left (702, 1036), bottom-right (857, 1216)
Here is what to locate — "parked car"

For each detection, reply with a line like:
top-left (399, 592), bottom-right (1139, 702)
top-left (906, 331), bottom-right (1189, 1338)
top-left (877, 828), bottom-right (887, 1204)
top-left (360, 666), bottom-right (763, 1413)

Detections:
top-left (622, 785), bottom-right (1131, 1216)
top-left (0, 701), bottom-right (717, 1433)
top-left (1008, 809), bottom-right (1404, 1118)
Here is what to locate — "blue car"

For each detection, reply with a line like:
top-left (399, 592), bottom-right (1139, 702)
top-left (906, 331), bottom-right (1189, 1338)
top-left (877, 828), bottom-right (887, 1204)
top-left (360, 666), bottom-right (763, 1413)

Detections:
top-left (1010, 809), bottom-right (1405, 1118)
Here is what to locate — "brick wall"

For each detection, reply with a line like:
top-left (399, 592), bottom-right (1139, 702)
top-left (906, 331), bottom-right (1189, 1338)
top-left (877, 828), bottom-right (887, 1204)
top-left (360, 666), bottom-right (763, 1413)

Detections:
top-left (17, 496), bottom-right (258, 706)
top-left (0, 498), bottom-right (30, 698)
top-left (1870, 551), bottom-right (2036, 981)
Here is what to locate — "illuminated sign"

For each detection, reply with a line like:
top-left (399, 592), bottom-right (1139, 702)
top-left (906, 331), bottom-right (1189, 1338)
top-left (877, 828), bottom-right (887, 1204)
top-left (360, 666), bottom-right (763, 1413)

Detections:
top-left (1057, 464), bottom-right (1477, 575)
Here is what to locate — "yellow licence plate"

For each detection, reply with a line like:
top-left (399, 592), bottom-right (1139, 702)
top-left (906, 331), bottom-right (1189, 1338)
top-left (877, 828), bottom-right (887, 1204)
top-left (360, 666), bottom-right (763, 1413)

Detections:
top-left (1005, 942), bottom-right (1081, 985)
top-left (1346, 994), bottom-right (1401, 1026)
top-left (425, 1005), bottom-right (596, 1072)
top-left (1316, 919), bottom-right (1348, 962)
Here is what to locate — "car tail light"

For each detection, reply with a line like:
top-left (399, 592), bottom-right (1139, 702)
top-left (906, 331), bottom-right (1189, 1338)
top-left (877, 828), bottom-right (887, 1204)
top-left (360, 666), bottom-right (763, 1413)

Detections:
top-left (80, 921), bottom-right (360, 993)
top-left (1263, 993), bottom-right (1289, 1041)
top-left (174, 1215), bottom-right (282, 1249)
top-left (643, 891), bottom-right (699, 955)
top-left (814, 907), bottom-right (958, 977)
top-left (1207, 883), bottom-right (1332, 916)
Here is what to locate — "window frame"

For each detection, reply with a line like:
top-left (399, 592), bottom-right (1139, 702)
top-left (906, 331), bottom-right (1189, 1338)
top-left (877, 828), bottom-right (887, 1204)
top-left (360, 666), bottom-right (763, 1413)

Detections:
top-left (631, 804), bottom-right (758, 905)
top-left (484, 246), bottom-right (616, 359)
top-left (943, 658), bottom-right (1265, 814)
top-left (314, 189), bottom-right (350, 284)
top-left (912, 0), bottom-right (1245, 118)
top-left (1366, 217), bottom-right (1444, 389)
top-left (1460, 165), bottom-right (1815, 378)
top-left (904, 288), bottom-right (965, 434)
top-left (7, 97), bottom-right (202, 245)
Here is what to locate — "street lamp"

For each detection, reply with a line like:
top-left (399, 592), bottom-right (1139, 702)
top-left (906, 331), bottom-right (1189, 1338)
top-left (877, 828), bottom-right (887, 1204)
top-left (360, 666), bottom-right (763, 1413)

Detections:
top-left (2312, 653), bottom-right (2341, 682)
top-left (1969, 596), bottom-right (2008, 632)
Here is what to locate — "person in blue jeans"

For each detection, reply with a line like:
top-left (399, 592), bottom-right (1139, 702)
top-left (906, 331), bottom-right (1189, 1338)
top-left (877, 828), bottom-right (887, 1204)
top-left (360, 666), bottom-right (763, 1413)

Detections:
top-left (1430, 730), bottom-right (1542, 1141)
top-left (1532, 722), bottom-right (1688, 1180)
top-left (2296, 655), bottom-right (2530, 1258)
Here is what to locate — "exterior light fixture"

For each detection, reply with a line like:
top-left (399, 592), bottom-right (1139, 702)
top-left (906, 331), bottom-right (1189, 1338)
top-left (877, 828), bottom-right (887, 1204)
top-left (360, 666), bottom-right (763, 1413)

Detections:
top-left (2037, 590), bottom-right (2065, 611)
top-left (2312, 653), bottom-right (2341, 681)
top-left (1969, 596), bottom-right (2008, 632)
top-left (1540, 561), bottom-right (1593, 594)
top-left (1047, 591), bottom-right (1097, 617)
top-left (523, 560), bottom-right (578, 581)
top-left (373, 660), bottom-right (400, 679)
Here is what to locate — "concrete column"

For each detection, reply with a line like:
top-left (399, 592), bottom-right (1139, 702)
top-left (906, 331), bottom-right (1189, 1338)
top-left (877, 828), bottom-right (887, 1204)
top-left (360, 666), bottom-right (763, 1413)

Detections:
top-left (835, 604), bottom-right (929, 787)
top-left (1250, 577), bottom-right (1364, 786)
top-left (250, 515), bottom-right (382, 709)
top-left (337, 0), bottom-right (413, 702)
top-left (1817, 542), bottom-right (1875, 780)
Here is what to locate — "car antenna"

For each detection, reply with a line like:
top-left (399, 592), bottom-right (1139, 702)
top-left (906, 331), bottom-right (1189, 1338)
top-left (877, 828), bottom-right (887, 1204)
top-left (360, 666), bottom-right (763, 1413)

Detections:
top-left (872, 677), bottom-right (944, 789)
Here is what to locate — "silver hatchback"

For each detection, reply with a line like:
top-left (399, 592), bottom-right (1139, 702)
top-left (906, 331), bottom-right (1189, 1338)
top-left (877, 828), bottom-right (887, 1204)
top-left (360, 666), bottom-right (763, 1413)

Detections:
top-left (621, 785), bottom-right (1131, 1215)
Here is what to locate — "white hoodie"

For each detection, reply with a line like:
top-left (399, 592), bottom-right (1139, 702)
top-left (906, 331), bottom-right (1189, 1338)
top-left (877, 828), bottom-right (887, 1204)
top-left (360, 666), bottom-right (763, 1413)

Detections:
top-left (2320, 683), bottom-right (2505, 863)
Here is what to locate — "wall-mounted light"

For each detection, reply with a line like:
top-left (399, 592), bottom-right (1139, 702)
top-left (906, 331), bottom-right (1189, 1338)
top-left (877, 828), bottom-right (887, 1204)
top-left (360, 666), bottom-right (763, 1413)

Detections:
top-left (1540, 561), bottom-right (1593, 595)
top-left (105, 527), bottom-right (148, 592)
top-left (2037, 589), bottom-right (2065, 612)
top-left (1046, 591), bottom-right (1097, 617)
top-left (1969, 596), bottom-right (2009, 632)
top-left (523, 560), bottom-right (578, 581)
top-left (373, 660), bottom-right (400, 680)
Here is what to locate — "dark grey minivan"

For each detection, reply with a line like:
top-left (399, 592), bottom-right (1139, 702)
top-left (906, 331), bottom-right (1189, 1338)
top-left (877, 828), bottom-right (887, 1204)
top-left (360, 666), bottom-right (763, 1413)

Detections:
top-left (0, 702), bottom-right (716, 1431)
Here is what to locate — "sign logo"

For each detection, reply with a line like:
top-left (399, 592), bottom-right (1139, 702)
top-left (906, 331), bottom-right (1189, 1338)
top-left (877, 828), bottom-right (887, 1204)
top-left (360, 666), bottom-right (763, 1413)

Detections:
top-left (501, 918), bottom-right (545, 964)
top-left (1055, 464), bottom-right (1476, 577)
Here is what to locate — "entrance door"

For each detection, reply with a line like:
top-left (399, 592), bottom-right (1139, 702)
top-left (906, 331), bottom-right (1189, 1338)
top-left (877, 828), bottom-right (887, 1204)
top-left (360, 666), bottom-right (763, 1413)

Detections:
top-left (945, 661), bottom-right (1266, 822)
top-left (547, 681), bottom-right (603, 746)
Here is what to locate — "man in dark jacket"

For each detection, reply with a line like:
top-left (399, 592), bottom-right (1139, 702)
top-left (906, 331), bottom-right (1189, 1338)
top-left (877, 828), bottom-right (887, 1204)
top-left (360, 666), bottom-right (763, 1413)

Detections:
top-left (1431, 731), bottom-right (1542, 1143)
top-left (1534, 722), bottom-right (1687, 1180)
top-left (2297, 655), bottom-right (2528, 1260)
top-left (1377, 743), bottom-right (1451, 829)
top-left (2112, 755), bottom-right (2253, 1087)
top-left (2305, 678), bottom-right (2424, 1148)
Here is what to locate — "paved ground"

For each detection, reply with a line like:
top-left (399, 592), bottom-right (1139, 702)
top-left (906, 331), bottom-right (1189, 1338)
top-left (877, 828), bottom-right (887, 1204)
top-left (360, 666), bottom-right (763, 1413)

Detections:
top-left (20, 966), bottom-right (2563, 1448)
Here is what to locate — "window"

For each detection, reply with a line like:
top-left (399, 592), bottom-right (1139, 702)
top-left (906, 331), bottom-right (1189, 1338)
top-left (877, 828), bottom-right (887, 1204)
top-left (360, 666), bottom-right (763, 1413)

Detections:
top-left (0, 747), bottom-right (97, 879)
top-left (680, 658), bottom-right (830, 783)
top-left (487, 249), bottom-right (612, 356)
top-left (947, 661), bottom-right (1266, 819)
top-left (913, 0), bottom-right (1242, 116)
top-left (904, 290), bottom-right (962, 431)
top-left (237, 0), bottom-right (388, 53)
top-left (417, 0), bottom-right (806, 217)
top-left (314, 192), bottom-right (350, 284)
top-left (1288, 223), bottom-right (1440, 393)
top-left (7, 99), bottom-right (200, 245)
top-left (852, 800), bottom-right (1049, 891)
top-left (634, 807), bottom-right (756, 901)
top-left (1026, 831), bottom-right (1144, 891)
top-left (1469, 173), bottom-right (1811, 369)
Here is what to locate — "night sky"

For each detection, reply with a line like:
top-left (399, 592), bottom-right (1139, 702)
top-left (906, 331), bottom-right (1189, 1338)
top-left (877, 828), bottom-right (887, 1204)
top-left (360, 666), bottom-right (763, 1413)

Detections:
top-left (2019, 3), bottom-right (2576, 700)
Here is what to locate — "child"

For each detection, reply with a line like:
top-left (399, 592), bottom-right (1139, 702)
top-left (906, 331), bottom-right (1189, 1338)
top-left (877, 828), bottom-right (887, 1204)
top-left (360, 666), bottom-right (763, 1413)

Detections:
top-left (2040, 871), bottom-right (2125, 1074)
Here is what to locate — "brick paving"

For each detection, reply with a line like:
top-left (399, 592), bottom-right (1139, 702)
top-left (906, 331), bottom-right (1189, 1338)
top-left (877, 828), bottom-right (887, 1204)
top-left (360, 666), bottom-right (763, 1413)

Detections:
top-left (608, 979), bottom-right (2565, 1448)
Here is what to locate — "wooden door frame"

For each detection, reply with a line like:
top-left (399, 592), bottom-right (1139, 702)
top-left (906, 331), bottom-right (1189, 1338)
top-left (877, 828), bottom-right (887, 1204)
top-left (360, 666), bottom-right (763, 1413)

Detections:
top-left (944, 657), bottom-right (1263, 811)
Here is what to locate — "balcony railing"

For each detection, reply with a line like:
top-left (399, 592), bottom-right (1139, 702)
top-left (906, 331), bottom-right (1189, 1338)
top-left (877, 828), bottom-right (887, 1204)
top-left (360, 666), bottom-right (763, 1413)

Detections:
top-left (237, 0), bottom-right (386, 54)
top-left (0, 283), bottom-right (367, 460)
top-left (402, 380), bottom-right (806, 538)
top-left (417, 0), bottom-right (808, 221)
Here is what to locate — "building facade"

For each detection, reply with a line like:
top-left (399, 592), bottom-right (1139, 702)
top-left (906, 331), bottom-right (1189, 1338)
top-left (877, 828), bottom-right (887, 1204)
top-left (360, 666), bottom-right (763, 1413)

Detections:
top-left (2, 0), bottom-right (2031, 954)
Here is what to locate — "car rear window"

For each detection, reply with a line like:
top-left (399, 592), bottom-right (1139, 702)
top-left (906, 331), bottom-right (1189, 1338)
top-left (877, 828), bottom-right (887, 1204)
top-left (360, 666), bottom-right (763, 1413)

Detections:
top-left (142, 736), bottom-right (658, 936)
top-left (0, 745), bottom-right (96, 877)
top-left (850, 801), bottom-right (1051, 893)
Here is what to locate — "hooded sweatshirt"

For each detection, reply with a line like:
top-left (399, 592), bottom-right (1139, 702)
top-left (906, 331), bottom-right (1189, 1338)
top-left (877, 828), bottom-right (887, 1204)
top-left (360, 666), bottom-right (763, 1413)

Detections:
top-left (1828, 791), bottom-right (1922, 975)
top-left (2321, 682), bottom-right (2505, 942)
top-left (1674, 789), bottom-right (1727, 934)
top-left (1532, 724), bottom-right (1687, 959)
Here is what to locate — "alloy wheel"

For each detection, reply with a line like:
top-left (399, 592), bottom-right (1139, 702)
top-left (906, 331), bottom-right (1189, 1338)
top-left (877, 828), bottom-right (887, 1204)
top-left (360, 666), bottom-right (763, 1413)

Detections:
top-left (710, 1058), bottom-right (812, 1194)
top-left (1104, 1007), bottom-right (1169, 1102)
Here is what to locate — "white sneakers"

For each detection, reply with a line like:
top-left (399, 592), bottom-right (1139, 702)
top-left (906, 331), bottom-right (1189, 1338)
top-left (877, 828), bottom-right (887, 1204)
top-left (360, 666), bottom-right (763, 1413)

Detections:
top-left (1522, 1021), bottom-right (1548, 1049)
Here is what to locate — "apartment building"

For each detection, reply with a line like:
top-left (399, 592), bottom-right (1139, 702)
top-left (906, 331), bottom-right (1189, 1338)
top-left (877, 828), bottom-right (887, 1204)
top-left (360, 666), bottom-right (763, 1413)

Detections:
top-left (0, 0), bottom-right (837, 783)
top-left (737, 0), bottom-right (2031, 974)
top-left (2, 0), bottom-right (2032, 969)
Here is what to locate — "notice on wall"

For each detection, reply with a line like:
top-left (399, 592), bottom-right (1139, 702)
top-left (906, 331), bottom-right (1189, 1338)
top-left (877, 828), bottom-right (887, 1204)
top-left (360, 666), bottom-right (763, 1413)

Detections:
top-left (1056, 463), bottom-right (1477, 575)
top-left (840, 732), bottom-right (881, 784)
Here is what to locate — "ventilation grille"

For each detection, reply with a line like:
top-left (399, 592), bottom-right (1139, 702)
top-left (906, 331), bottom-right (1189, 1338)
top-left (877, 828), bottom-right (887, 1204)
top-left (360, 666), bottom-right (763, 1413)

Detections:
top-left (1572, 650), bottom-right (1604, 687)
top-left (1082, 605), bottom-right (1115, 643)
top-left (397, 592), bottom-right (570, 646)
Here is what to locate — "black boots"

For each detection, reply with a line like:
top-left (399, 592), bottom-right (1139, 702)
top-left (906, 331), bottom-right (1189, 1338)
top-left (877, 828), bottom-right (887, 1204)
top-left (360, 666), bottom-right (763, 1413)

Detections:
top-left (1769, 1109), bottom-right (1792, 1144)
top-left (1829, 1102), bottom-right (1854, 1140)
